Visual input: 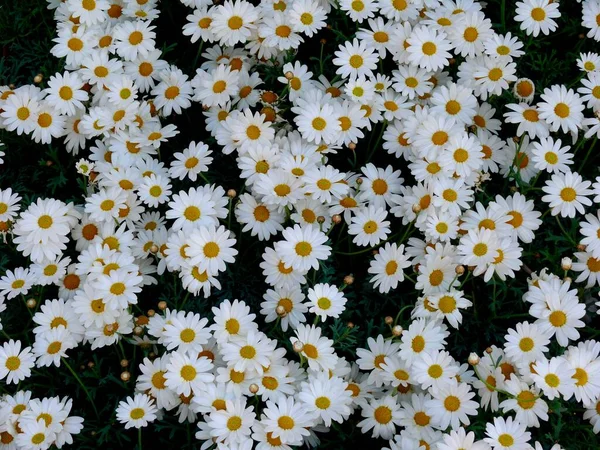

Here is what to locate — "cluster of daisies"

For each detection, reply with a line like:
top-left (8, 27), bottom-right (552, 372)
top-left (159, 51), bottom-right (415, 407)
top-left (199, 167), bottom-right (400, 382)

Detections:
top-left (1, 0), bottom-right (600, 448)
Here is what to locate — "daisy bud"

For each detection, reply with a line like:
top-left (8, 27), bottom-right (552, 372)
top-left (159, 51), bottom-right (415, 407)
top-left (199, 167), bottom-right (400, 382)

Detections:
top-left (80, 365), bottom-right (85, 370)
top-left (320, 38), bottom-right (326, 45)
top-left (120, 371), bottom-right (131, 382)
top-left (150, 244), bottom-right (159, 254)
top-left (284, 71), bottom-right (294, 80)
top-left (26, 298), bottom-right (37, 309)
top-left (133, 326), bottom-right (143, 336)
top-left (356, 177), bottom-right (363, 185)
top-left (147, 309), bottom-right (156, 317)
top-left (227, 189), bottom-right (237, 198)
top-left (485, 347), bottom-right (493, 354)
top-left (249, 384), bottom-right (259, 394)
top-left (577, 244), bottom-right (587, 251)
top-left (564, 276), bottom-right (572, 283)
top-left (317, 216), bottom-right (325, 224)
top-left (412, 204), bottom-right (422, 213)
top-left (449, 58), bottom-right (456, 65)
top-left (348, 142), bottom-right (356, 150)
top-left (34, 73), bottom-right (43, 84)
top-left (293, 341), bottom-right (304, 353)
top-left (8, 84), bottom-right (15, 90)
top-left (392, 325), bottom-right (403, 336)
top-left (158, 301), bottom-right (167, 310)
top-left (384, 316), bottom-right (393, 325)
top-left (510, 186), bottom-right (518, 193)
top-left (136, 315), bottom-right (149, 326)
top-left (120, 359), bottom-right (129, 368)
top-left (276, 305), bottom-right (287, 317)
top-left (343, 274), bottom-right (354, 285)
top-left (46, 160), bottom-right (53, 167)
top-left (455, 265), bottom-right (466, 275)
top-left (332, 214), bottom-right (342, 224)
top-left (149, 352), bottom-right (156, 359)
top-left (468, 353), bottom-right (480, 366)
top-left (561, 257), bottom-right (572, 271)
top-left (372, 249), bottom-right (379, 256)
top-left (87, 362), bottom-right (95, 368)
top-left (579, 33), bottom-right (585, 39)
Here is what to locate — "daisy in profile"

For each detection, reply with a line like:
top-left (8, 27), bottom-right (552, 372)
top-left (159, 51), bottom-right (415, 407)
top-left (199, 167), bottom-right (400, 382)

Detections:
top-left (275, 225), bottom-right (331, 273)
top-left (116, 393), bottom-right (158, 429)
top-left (0, 340), bottom-right (35, 384)
top-left (348, 206), bottom-right (391, 248)
top-left (358, 396), bottom-right (401, 439)
top-left (538, 85), bottom-right (585, 134)
top-left (541, 171), bottom-right (592, 218)
top-left (210, 0), bottom-right (258, 46)
top-left (368, 242), bottom-right (411, 294)
top-left (307, 283), bottom-right (347, 321)
top-left (514, 0), bottom-right (560, 37)
top-left (406, 27), bottom-right (452, 72)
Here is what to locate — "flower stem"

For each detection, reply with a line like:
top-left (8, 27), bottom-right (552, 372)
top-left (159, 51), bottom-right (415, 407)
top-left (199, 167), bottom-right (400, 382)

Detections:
top-left (62, 357), bottom-right (100, 419)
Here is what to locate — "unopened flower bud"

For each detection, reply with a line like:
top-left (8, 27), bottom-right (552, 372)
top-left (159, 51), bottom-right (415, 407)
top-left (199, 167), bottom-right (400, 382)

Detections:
top-left (158, 301), bottom-right (167, 310)
top-left (34, 73), bottom-right (43, 84)
top-left (293, 341), bottom-right (304, 353)
top-left (412, 204), bottom-right (421, 213)
top-left (561, 257), bottom-right (572, 271)
top-left (485, 347), bottom-right (493, 354)
top-left (276, 305), bottom-right (287, 317)
top-left (26, 298), bottom-right (37, 309)
top-left (468, 353), bottom-right (480, 366)
top-left (577, 244), bottom-right (587, 251)
top-left (563, 276), bottom-right (572, 283)
top-left (392, 325), bottom-right (403, 336)
top-left (120, 371), bottom-right (131, 381)
top-left (284, 71), bottom-right (294, 80)
top-left (332, 214), bottom-right (342, 224)
top-left (347, 321), bottom-right (355, 329)
top-left (147, 309), bottom-right (156, 317)
top-left (343, 274), bottom-right (354, 285)
top-left (120, 359), bottom-right (129, 368)
top-left (249, 383), bottom-right (259, 394)
top-left (348, 142), bottom-right (356, 150)
top-left (227, 189), bottom-right (237, 198)
top-left (133, 326), bottom-right (143, 336)
top-left (317, 216), bottom-right (325, 224)
top-left (87, 361), bottom-right (95, 368)
top-left (356, 177), bottom-right (363, 185)
top-left (149, 244), bottom-right (159, 254)
top-left (455, 265), bottom-right (465, 275)
top-left (385, 316), bottom-right (393, 325)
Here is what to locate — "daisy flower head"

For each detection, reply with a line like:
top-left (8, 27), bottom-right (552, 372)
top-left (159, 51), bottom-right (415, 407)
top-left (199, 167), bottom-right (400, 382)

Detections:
top-left (210, 0), bottom-right (258, 46)
top-left (406, 27), bottom-right (453, 72)
top-left (368, 242), bottom-right (411, 294)
top-left (275, 224), bottom-right (331, 273)
top-left (348, 205), bottom-right (391, 248)
top-left (307, 283), bottom-right (347, 321)
top-left (531, 356), bottom-right (576, 401)
top-left (515, 0), bottom-right (561, 37)
top-left (538, 85), bottom-right (585, 134)
top-left (358, 395), bottom-right (402, 440)
top-left (333, 38), bottom-right (379, 80)
top-left (186, 224), bottom-right (238, 275)
top-left (541, 171), bottom-right (593, 218)
top-left (290, 324), bottom-right (337, 371)
top-left (116, 393), bottom-right (158, 429)
top-left (0, 340), bottom-right (35, 384)
top-left (114, 20), bottom-right (157, 61)
top-left (484, 415), bottom-right (531, 450)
